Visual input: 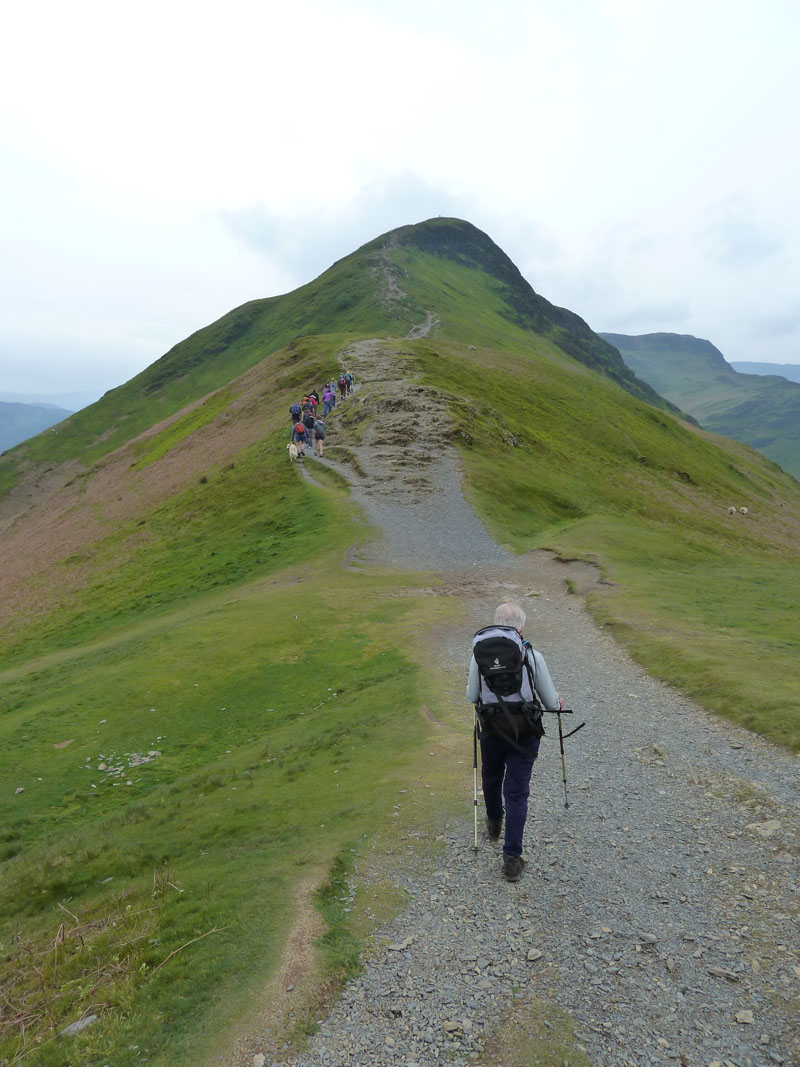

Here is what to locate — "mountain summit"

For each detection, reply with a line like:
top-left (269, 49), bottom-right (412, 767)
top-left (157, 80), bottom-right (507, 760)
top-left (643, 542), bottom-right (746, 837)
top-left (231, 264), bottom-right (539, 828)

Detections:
top-left (363, 218), bottom-right (674, 407)
top-left (1, 218), bottom-right (677, 494)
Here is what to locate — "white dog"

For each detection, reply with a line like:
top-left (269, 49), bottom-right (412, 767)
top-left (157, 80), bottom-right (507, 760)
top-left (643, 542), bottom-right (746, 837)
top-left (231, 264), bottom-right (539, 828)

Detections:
top-left (286, 442), bottom-right (299, 461)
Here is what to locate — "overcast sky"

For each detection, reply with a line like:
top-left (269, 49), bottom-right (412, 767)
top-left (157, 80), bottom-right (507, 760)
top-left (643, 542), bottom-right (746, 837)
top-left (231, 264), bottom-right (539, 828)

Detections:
top-left (2, 0), bottom-right (799, 404)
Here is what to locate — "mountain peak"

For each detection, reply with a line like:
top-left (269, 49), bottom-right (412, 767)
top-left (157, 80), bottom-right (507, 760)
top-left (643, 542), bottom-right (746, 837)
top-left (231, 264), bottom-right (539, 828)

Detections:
top-left (385, 216), bottom-right (526, 289)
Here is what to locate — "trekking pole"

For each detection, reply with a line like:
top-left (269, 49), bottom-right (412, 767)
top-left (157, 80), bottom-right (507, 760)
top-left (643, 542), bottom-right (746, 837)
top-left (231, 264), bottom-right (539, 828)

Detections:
top-left (556, 709), bottom-right (570, 808)
top-left (541, 707), bottom-right (585, 809)
top-left (472, 709), bottom-right (479, 852)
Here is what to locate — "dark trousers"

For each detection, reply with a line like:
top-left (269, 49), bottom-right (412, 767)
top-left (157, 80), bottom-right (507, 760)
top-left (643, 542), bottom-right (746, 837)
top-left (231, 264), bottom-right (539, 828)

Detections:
top-left (480, 731), bottom-right (540, 857)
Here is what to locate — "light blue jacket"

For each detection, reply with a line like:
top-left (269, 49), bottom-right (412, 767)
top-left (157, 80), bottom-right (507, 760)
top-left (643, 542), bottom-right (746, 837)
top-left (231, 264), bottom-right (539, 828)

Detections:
top-left (466, 646), bottom-right (560, 710)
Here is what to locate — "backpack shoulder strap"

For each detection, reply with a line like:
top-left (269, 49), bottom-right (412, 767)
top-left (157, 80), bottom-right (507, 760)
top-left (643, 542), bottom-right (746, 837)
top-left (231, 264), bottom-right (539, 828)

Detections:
top-left (522, 642), bottom-right (543, 710)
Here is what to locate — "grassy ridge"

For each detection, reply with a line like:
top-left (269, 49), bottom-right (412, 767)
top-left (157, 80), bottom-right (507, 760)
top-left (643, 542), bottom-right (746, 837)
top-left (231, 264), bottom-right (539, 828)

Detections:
top-left (0, 247), bottom-right (411, 488)
top-left (0, 218), bottom-right (668, 500)
top-left (1, 434), bottom-right (348, 662)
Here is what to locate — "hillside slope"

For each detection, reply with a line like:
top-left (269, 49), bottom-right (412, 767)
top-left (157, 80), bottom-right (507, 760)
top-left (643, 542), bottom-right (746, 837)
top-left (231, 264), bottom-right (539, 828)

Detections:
top-left (0, 218), bottom-right (674, 504)
top-left (602, 331), bottom-right (800, 478)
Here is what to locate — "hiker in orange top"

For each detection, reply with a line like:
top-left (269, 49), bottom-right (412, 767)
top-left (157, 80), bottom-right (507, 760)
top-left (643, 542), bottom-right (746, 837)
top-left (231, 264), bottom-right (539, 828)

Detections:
top-left (291, 421), bottom-right (308, 456)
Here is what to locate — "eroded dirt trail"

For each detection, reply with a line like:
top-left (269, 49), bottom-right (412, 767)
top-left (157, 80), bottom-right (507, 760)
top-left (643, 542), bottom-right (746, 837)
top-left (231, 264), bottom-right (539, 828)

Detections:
top-left (316, 339), bottom-right (510, 570)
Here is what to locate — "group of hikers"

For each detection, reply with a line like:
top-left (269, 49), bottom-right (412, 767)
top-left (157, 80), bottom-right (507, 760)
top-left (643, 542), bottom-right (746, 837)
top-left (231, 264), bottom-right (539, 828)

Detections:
top-left (288, 370), bottom-right (355, 458)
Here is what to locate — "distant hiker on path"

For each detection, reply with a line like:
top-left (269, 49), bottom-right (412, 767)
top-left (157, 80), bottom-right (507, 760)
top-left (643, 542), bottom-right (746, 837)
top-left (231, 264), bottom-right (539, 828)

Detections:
top-left (467, 603), bottom-right (564, 882)
top-left (303, 409), bottom-right (316, 441)
top-left (291, 421), bottom-right (308, 456)
top-left (313, 417), bottom-right (326, 457)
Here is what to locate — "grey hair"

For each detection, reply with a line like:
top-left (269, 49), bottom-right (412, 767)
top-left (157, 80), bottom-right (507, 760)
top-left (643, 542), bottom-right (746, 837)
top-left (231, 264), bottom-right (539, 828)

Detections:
top-left (494, 602), bottom-right (526, 631)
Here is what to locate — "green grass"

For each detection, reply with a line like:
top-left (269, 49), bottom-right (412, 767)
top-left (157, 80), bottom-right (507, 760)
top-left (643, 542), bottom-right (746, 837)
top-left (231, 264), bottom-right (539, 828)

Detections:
top-left (0, 567), bottom-right (436, 1066)
top-left (0, 431), bottom-right (357, 663)
top-left (0, 391), bottom-right (462, 1064)
top-left (604, 332), bottom-right (800, 479)
top-left (569, 519), bottom-right (800, 749)
top-left (129, 386), bottom-right (237, 470)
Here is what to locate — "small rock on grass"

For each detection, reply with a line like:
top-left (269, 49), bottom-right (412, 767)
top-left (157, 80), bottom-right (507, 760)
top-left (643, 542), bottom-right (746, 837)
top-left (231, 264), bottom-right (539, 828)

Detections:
top-left (60, 1014), bottom-right (99, 1037)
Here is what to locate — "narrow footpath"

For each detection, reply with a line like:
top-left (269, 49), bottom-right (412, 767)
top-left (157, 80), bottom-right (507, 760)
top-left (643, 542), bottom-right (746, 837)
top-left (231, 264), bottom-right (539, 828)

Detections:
top-left (252, 338), bottom-right (800, 1067)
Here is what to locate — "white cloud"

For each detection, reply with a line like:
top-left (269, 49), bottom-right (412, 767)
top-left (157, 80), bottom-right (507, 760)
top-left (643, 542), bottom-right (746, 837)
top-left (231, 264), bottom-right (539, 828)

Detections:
top-left (2, 0), bottom-right (800, 393)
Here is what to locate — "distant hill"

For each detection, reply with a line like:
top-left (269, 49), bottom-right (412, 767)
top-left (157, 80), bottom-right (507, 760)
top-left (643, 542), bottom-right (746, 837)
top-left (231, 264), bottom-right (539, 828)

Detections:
top-left (730, 361), bottom-right (800, 384)
top-left (0, 219), bottom-right (681, 495)
top-left (600, 332), bottom-right (800, 480)
top-left (0, 389), bottom-right (100, 409)
top-left (0, 400), bottom-right (72, 452)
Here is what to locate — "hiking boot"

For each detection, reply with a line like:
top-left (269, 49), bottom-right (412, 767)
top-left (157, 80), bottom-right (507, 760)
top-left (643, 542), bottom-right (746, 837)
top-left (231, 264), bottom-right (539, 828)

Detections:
top-left (502, 854), bottom-right (526, 882)
top-left (486, 817), bottom-right (502, 841)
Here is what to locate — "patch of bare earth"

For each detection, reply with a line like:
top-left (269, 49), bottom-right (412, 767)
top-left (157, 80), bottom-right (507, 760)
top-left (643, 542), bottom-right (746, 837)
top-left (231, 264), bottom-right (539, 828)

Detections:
top-left (331, 338), bottom-right (455, 507)
top-left (0, 353), bottom-right (292, 641)
top-left (210, 869), bottom-right (328, 1067)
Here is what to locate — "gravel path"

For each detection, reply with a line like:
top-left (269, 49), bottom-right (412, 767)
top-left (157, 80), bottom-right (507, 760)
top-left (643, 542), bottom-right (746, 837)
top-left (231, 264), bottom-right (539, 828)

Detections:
top-left (264, 339), bottom-right (799, 1067)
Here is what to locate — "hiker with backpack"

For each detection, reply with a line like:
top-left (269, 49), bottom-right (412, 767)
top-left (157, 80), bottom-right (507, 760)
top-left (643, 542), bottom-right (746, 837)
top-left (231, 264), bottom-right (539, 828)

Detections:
top-left (289, 400), bottom-right (301, 424)
top-left (302, 408), bottom-right (316, 441)
top-left (290, 421), bottom-right (308, 456)
top-left (313, 417), bottom-right (326, 457)
top-left (467, 603), bottom-right (564, 882)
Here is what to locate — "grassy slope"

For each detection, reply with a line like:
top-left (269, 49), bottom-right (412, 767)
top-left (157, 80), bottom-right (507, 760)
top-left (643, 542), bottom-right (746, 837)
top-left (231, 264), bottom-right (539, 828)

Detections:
top-left (0, 218), bottom-right (666, 502)
top-left (0, 246), bottom-right (415, 497)
top-left (602, 332), bottom-right (800, 479)
top-left (404, 338), bottom-right (800, 751)
top-left (0, 434), bottom-right (460, 1065)
top-left (393, 218), bottom-right (680, 412)
top-left (0, 582), bottom-right (444, 1067)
